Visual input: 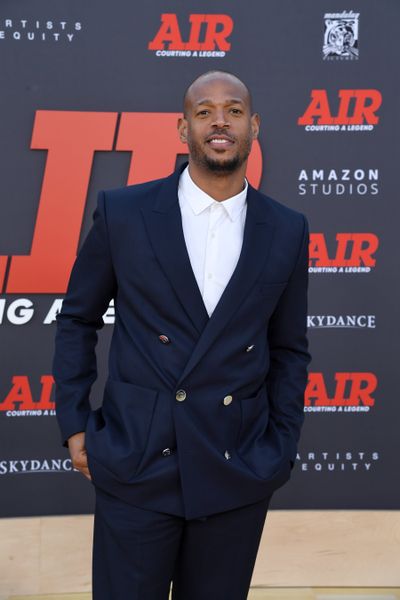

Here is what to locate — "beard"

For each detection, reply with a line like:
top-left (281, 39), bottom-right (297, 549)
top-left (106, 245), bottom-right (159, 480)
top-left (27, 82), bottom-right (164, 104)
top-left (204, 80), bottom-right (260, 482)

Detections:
top-left (187, 134), bottom-right (252, 175)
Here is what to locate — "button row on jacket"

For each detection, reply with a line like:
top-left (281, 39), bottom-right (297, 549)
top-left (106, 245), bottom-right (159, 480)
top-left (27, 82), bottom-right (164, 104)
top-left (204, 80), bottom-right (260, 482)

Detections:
top-left (175, 390), bottom-right (235, 405)
top-left (159, 334), bottom-right (255, 354)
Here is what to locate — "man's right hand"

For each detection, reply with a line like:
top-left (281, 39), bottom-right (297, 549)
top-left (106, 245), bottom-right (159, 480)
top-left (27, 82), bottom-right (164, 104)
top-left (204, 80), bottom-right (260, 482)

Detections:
top-left (68, 431), bottom-right (92, 481)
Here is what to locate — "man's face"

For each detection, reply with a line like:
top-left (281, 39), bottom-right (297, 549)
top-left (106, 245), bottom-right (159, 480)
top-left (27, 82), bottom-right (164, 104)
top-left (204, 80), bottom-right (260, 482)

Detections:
top-left (178, 75), bottom-right (260, 175)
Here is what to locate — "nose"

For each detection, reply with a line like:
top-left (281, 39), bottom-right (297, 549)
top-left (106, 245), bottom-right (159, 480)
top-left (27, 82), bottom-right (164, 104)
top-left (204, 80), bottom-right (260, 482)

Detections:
top-left (211, 109), bottom-right (230, 129)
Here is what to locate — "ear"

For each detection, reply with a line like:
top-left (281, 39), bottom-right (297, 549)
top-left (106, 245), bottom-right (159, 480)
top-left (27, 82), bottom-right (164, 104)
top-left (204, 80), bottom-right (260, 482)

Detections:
top-left (177, 116), bottom-right (188, 143)
top-left (251, 113), bottom-right (260, 139)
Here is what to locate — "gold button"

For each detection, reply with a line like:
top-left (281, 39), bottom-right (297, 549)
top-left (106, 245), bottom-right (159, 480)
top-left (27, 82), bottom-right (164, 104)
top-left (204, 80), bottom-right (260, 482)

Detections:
top-left (175, 389), bottom-right (186, 402)
top-left (223, 395), bottom-right (233, 406)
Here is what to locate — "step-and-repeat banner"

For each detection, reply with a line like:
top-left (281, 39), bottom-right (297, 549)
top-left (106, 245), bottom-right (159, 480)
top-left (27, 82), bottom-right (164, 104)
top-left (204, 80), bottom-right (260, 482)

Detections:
top-left (1, 0), bottom-right (399, 517)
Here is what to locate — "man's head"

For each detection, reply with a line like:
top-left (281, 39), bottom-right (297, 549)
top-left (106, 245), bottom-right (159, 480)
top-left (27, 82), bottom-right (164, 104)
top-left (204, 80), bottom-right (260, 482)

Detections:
top-left (178, 70), bottom-right (260, 176)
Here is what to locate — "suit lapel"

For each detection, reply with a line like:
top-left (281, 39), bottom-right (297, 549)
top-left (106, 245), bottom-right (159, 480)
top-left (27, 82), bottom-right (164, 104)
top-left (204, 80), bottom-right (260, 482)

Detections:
top-left (141, 165), bottom-right (276, 383)
top-left (141, 166), bottom-right (210, 335)
top-left (176, 183), bottom-right (276, 385)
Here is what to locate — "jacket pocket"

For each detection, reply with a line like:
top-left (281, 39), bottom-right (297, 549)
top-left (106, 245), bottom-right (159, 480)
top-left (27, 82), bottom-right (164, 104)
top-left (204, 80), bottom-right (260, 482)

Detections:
top-left (236, 385), bottom-right (288, 480)
top-left (85, 378), bottom-right (159, 481)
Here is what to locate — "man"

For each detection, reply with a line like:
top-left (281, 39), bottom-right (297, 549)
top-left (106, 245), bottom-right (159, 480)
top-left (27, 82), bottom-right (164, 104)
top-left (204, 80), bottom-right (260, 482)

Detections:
top-left (53, 70), bottom-right (310, 599)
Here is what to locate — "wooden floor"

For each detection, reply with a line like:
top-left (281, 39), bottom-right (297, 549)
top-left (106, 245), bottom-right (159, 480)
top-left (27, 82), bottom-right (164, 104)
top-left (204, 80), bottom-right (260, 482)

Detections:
top-left (2, 511), bottom-right (399, 597)
top-left (7, 589), bottom-right (400, 600)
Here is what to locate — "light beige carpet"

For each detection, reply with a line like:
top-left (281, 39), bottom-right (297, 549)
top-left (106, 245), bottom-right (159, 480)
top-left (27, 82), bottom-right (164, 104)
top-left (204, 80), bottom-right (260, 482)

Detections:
top-left (8, 589), bottom-right (400, 600)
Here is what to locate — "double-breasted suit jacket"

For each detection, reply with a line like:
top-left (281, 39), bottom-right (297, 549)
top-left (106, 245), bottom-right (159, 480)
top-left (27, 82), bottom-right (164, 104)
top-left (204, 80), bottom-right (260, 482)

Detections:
top-left (53, 163), bottom-right (311, 520)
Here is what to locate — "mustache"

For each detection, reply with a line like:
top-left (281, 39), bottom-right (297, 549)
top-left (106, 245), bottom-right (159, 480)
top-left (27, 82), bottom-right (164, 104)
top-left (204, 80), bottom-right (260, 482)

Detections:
top-left (205, 130), bottom-right (236, 143)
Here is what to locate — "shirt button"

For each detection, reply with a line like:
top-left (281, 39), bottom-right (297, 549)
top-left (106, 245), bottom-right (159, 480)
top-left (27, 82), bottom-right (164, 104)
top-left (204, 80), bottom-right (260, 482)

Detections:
top-left (162, 448), bottom-right (171, 457)
top-left (207, 273), bottom-right (212, 279)
top-left (176, 389), bottom-right (186, 402)
top-left (223, 395), bottom-right (233, 406)
top-left (211, 232), bottom-right (216, 239)
top-left (159, 334), bottom-right (170, 344)
top-left (224, 450), bottom-right (232, 460)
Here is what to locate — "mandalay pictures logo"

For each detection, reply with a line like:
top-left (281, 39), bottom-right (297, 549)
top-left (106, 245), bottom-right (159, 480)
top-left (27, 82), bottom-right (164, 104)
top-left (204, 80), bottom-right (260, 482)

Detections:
top-left (323, 11), bottom-right (359, 60)
top-left (0, 18), bottom-right (82, 43)
top-left (148, 13), bottom-right (233, 58)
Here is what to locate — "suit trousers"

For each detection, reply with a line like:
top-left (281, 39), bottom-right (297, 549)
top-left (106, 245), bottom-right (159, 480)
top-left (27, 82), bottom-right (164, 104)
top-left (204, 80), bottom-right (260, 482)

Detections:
top-left (92, 486), bottom-right (272, 600)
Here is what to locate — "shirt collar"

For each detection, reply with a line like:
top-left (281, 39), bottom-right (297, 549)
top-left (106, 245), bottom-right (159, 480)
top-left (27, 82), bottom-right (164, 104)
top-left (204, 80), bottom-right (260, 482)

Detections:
top-left (179, 165), bottom-right (248, 222)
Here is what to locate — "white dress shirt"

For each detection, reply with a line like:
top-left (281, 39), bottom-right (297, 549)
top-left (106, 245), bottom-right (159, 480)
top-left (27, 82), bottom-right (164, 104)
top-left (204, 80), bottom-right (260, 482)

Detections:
top-left (177, 166), bottom-right (248, 317)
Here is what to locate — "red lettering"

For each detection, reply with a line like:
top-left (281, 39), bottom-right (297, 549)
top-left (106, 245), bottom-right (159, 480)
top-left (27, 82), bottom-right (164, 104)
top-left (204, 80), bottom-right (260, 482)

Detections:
top-left (309, 233), bottom-right (378, 267)
top-left (148, 13), bottom-right (233, 51)
top-left (1, 111), bottom-right (262, 294)
top-left (201, 15), bottom-right (233, 51)
top-left (298, 90), bottom-right (334, 125)
top-left (299, 89), bottom-right (382, 125)
top-left (309, 233), bottom-right (330, 266)
top-left (347, 373), bottom-right (376, 406)
top-left (3, 111), bottom-right (117, 293)
top-left (2, 376), bottom-right (33, 410)
top-left (1, 375), bottom-right (55, 411)
top-left (186, 14), bottom-right (204, 50)
top-left (350, 89), bottom-right (381, 125)
top-left (333, 89), bottom-right (353, 124)
top-left (148, 14), bottom-right (185, 50)
top-left (39, 375), bottom-right (56, 409)
top-left (305, 373), bottom-right (377, 407)
top-left (305, 373), bottom-right (329, 406)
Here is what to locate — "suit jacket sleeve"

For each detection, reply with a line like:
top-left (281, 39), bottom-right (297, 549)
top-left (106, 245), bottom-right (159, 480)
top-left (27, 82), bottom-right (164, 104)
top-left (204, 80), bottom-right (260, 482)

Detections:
top-left (266, 214), bottom-right (311, 466)
top-left (52, 191), bottom-right (117, 446)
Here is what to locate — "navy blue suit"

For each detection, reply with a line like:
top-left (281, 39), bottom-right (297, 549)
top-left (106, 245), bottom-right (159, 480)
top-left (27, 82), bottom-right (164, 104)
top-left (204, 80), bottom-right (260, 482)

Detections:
top-left (53, 163), bottom-right (310, 521)
top-left (53, 163), bottom-right (310, 597)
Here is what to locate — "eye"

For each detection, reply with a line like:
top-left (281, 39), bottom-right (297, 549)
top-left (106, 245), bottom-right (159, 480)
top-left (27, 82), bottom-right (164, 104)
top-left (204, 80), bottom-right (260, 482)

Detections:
top-left (230, 108), bottom-right (242, 115)
top-left (197, 109), bottom-right (210, 116)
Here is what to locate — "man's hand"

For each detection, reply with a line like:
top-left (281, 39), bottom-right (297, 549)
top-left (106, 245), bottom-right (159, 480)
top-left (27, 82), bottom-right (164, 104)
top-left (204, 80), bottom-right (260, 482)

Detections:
top-left (68, 431), bottom-right (92, 481)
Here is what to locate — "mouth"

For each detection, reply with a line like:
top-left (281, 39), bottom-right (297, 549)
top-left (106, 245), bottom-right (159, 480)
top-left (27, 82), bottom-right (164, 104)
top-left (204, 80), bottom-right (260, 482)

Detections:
top-left (206, 134), bottom-right (235, 150)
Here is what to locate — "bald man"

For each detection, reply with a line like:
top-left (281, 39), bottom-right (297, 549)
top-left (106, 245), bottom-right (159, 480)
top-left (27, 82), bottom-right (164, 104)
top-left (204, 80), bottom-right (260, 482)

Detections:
top-left (53, 70), bottom-right (310, 599)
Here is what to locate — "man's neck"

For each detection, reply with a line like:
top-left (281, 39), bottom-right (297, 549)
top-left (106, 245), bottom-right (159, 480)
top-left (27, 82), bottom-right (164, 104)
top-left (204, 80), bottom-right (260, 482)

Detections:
top-left (187, 160), bottom-right (247, 202)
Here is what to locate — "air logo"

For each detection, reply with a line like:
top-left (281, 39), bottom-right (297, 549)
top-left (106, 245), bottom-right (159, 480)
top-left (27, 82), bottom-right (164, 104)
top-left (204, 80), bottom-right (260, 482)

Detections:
top-left (0, 375), bottom-right (55, 415)
top-left (298, 89), bottom-right (382, 131)
top-left (148, 14), bottom-right (233, 57)
top-left (308, 233), bottom-right (378, 273)
top-left (305, 372), bottom-right (377, 412)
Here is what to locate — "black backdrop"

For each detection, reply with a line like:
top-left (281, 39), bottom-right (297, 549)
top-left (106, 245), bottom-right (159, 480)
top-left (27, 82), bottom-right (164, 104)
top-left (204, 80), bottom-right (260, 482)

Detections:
top-left (1, 0), bottom-right (399, 517)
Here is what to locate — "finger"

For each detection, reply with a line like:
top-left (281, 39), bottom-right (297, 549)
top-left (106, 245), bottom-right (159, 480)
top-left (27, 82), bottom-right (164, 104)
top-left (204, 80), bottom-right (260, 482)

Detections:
top-left (79, 466), bottom-right (92, 481)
